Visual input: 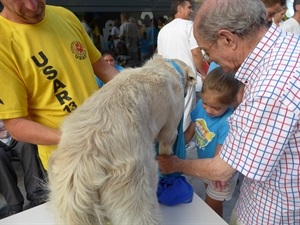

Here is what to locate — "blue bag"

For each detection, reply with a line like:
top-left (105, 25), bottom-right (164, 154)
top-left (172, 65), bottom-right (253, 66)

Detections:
top-left (157, 175), bottom-right (193, 206)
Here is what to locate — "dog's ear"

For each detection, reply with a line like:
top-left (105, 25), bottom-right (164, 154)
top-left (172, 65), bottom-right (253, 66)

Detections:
top-left (173, 60), bottom-right (197, 96)
top-left (170, 58), bottom-right (197, 89)
top-left (185, 66), bottom-right (196, 86)
top-left (183, 65), bottom-right (196, 97)
top-left (178, 61), bottom-right (196, 87)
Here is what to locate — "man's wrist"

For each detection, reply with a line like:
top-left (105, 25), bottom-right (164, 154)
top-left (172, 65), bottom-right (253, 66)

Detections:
top-left (173, 156), bottom-right (183, 173)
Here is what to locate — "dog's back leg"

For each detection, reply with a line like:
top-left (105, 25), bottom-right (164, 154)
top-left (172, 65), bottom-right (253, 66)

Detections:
top-left (48, 151), bottom-right (107, 225)
top-left (102, 161), bottom-right (161, 225)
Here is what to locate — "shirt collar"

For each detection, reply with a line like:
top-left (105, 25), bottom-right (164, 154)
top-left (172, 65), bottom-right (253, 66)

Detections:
top-left (235, 24), bottom-right (280, 83)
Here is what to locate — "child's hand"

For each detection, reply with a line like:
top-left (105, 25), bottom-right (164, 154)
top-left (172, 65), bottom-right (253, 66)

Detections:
top-left (212, 180), bottom-right (228, 191)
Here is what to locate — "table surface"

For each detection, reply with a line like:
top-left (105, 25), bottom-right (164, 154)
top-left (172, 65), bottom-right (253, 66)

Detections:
top-left (1, 193), bottom-right (228, 225)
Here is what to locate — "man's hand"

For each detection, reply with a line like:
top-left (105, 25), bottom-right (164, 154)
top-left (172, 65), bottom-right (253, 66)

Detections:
top-left (156, 154), bottom-right (179, 174)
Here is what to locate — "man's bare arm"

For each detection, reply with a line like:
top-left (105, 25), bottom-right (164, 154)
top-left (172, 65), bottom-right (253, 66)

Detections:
top-left (3, 118), bottom-right (61, 145)
top-left (93, 57), bottom-right (119, 84)
top-left (157, 154), bottom-right (235, 182)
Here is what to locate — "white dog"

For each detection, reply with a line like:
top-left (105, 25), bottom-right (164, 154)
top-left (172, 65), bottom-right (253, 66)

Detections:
top-left (48, 55), bottom-right (195, 225)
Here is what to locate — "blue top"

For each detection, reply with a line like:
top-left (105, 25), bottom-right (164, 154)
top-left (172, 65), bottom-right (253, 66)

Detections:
top-left (207, 61), bottom-right (220, 74)
top-left (147, 26), bottom-right (159, 47)
top-left (95, 64), bottom-right (124, 87)
top-left (191, 99), bottom-right (233, 158)
top-left (140, 38), bottom-right (152, 55)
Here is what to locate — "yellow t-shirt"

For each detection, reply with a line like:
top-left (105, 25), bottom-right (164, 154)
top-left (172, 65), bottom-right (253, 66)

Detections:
top-left (0, 6), bottom-right (101, 169)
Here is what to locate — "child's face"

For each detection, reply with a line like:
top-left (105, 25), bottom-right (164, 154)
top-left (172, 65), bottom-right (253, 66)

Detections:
top-left (103, 54), bottom-right (115, 66)
top-left (201, 92), bottom-right (230, 117)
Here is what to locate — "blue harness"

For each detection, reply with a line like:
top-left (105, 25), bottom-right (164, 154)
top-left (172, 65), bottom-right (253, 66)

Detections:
top-left (156, 59), bottom-right (193, 206)
top-left (164, 59), bottom-right (185, 88)
top-left (160, 59), bottom-right (186, 161)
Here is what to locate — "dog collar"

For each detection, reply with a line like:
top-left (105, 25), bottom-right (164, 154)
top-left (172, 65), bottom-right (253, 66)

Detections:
top-left (164, 59), bottom-right (185, 87)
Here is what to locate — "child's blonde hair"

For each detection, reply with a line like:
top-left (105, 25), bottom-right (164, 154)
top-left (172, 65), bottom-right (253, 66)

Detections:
top-left (201, 67), bottom-right (242, 106)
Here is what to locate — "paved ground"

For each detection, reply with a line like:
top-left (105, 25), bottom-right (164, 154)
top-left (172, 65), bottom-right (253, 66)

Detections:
top-left (0, 146), bottom-right (241, 223)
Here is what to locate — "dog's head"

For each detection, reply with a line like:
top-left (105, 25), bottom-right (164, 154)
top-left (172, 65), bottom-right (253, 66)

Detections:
top-left (143, 54), bottom-right (196, 96)
top-left (164, 58), bottom-right (196, 96)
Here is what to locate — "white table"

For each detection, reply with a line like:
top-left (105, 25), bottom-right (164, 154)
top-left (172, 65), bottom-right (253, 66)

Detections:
top-left (1, 193), bottom-right (228, 225)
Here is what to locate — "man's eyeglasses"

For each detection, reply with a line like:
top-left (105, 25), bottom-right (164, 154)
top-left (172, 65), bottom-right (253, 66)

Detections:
top-left (200, 41), bottom-right (216, 62)
top-left (201, 49), bottom-right (210, 62)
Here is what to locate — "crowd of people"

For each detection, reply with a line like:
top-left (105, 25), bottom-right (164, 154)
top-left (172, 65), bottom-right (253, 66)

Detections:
top-left (82, 11), bottom-right (169, 68)
top-left (0, 0), bottom-right (299, 224)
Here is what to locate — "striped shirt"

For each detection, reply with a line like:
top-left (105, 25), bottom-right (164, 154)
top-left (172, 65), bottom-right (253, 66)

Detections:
top-left (220, 25), bottom-right (300, 224)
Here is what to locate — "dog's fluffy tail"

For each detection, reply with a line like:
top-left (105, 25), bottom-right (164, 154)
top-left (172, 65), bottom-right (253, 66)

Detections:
top-left (48, 149), bottom-right (107, 225)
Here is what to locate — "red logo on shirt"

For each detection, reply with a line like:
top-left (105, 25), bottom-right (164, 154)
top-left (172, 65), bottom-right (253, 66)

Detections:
top-left (71, 41), bottom-right (87, 60)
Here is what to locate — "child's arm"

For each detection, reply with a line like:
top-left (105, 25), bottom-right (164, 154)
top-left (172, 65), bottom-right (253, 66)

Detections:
top-left (184, 122), bottom-right (196, 144)
top-left (214, 144), bottom-right (222, 156)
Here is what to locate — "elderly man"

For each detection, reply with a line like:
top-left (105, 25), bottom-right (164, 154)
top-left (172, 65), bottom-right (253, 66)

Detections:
top-left (157, 0), bottom-right (299, 224)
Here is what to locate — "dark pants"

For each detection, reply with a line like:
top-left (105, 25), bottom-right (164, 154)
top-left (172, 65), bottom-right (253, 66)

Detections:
top-left (0, 139), bottom-right (47, 207)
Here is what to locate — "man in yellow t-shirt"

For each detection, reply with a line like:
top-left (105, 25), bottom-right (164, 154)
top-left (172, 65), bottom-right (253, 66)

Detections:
top-left (0, 1), bottom-right (119, 170)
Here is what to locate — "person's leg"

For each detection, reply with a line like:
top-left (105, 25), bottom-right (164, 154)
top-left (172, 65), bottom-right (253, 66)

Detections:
top-left (229, 208), bottom-right (245, 225)
top-left (0, 147), bottom-right (24, 215)
top-left (11, 139), bottom-right (47, 206)
top-left (204, 182), bottom-right (223, 217)
top-left (206, 172), bottom-right (240, 219)
top-left (205, 194), bottom-right (223, 217)
top-left (229, 208), bottom-right (238, 225)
